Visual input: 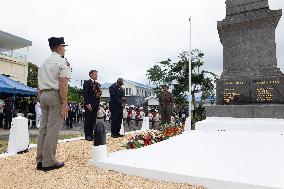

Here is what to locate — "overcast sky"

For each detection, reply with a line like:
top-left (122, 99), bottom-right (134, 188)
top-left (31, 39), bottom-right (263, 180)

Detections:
top-left (1, 0), bottom-right (283, 87)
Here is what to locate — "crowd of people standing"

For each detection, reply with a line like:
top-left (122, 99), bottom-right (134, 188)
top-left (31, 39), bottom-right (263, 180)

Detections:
top-left (65, 102), bottom-right (85, 128)
top-left (0, 96), bottom-right (35, 130)
top-left (0, 96), bottom-right (13, 130)
top-left (98, 104), bottom-right (188, 131)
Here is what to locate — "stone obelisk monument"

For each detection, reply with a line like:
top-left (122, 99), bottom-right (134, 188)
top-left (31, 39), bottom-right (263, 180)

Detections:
top-left (206, 0), bottom-right (284, 118)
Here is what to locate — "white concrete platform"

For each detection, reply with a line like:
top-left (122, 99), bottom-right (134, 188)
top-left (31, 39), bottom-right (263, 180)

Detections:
top-left (92, 125), bottom-right (284, 189)
top-left (196, 117), bottom-right (284, 132)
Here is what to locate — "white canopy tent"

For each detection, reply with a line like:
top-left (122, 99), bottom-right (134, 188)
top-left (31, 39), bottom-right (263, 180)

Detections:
top-left (0, 30), bottom-right (32, 51)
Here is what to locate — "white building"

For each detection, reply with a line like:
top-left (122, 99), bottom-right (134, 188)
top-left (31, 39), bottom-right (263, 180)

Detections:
top-left (145, 96), bottom-right (159, 106)
top-left (0, 30), bottom-right (32, 84)
top-left (100, 79), bottom-right (156, 106)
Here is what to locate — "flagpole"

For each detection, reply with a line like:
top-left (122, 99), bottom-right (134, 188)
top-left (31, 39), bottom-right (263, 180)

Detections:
top-left (189, 17), bottom-right (192, 130)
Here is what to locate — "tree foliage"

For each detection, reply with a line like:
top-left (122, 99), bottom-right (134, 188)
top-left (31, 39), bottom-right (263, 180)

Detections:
top-left (27, 62), bottom-right (39, 88)
top-left (68, 85), bottom-right (83, 103)
top-left (146, 50), bottom-right (218, 124)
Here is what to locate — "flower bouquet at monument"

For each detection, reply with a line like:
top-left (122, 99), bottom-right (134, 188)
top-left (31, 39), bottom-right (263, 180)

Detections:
top-left (124, 124), bottom-right (184, 149)
top-left (159, 123), bottom-right (184, 137)
top-left (162, 125), bottom-right (184, 138)
top-left (124, 131), bottom-right (168, 149)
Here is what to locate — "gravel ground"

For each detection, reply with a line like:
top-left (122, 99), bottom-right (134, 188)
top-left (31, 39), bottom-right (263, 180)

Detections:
top-left (0, 135), bottom-right (206, 189)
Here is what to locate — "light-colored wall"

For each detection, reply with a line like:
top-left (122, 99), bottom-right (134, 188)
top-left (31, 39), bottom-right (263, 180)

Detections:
top-left (0, 54), bottom-right (28, 84)
top-left (101, 80), bottom-right (155, 98)
top-left (123, 82), bottom-right (135, 96)
top-left (147, 97), bottom-right (159, 106)
top-left (101, 81), bottom-right (136, 98)
top-left (101, 88), bottom-right (110, 97)
top-left (136, 86), bottom-right (155, 98)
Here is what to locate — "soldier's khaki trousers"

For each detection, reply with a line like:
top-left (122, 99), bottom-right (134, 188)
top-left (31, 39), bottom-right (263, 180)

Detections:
top-left (160, 106), bottom-right (172, 125)
top-left (36, 90), bottom-right (63, 167)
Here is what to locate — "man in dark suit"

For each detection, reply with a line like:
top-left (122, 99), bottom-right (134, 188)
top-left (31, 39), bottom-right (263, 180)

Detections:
top-left (109, 78), bottom-right (125, 138)
top-left (83, 70), bottom-right (101, 141)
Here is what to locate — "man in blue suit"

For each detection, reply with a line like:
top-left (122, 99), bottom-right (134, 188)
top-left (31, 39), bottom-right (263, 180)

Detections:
top-left (83, 70), bottom-right (101, 141)
top-left (109, 78), bottom-right (125, 138)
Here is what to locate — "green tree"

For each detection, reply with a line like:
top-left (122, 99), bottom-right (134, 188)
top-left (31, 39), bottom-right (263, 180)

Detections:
top-left (68, 85), bottom-right (83, 103)
top-left (27, 62), bottom-right (39, 88)
top-left (191, 49), bottom-right (217, 126)
top-left (146, 50), bottom-right (217, 128)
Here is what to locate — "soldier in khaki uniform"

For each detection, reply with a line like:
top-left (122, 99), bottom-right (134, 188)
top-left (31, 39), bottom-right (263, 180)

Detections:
top-left (36, 37), bottom-right (71, 171)
top-left (158, 84), bottom-right (173, 125)
top-left (152, 109), bottom-right (160, 130)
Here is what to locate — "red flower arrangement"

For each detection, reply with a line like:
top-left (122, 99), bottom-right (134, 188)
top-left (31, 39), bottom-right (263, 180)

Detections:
top-left (124, 125), bottom-right (184, 149)
top-left (162, 126), bottom-right (183, 137)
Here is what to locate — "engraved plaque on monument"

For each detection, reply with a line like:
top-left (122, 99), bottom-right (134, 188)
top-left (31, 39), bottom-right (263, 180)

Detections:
top-left (217, 0), bottom-right (284, 105)
top-left (206, 0), bottom-right (284, 118)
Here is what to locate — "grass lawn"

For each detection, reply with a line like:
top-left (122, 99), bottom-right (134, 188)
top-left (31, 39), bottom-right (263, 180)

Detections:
top-left (0, 133), bottom-right (83, 154)
top-left (0, 140), bottom-right (8, 154)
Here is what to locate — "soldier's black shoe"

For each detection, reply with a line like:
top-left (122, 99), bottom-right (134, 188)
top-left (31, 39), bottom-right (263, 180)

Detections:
top-left (36, 162), bottom-right (42, 170)
top-left (118, 134), bottom-right (125, 137)
top-left (111, 134), bottom-right (118, 138)
top-left (85, 136), bottom-right (93, 141)
top-left (41, 162), bottom-right (65, 172)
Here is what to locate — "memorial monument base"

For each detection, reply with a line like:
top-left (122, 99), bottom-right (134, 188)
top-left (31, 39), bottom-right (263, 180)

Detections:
top-left (206, 104), bottom-right (284, 119)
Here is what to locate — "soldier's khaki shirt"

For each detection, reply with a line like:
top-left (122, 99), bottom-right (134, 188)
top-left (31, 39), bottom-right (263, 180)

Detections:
top-left (38, 52), bottom-right (71, 90)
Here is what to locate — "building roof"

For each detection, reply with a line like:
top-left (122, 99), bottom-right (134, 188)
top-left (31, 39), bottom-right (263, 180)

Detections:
top-left (125, 80), bottom-right (153, 89)
top-left (100, 80), bottom-right (153, 89)
top-left (0, 30), bottom-right (32, 51)
top-left (100, 83), bottom-right (112, 89)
